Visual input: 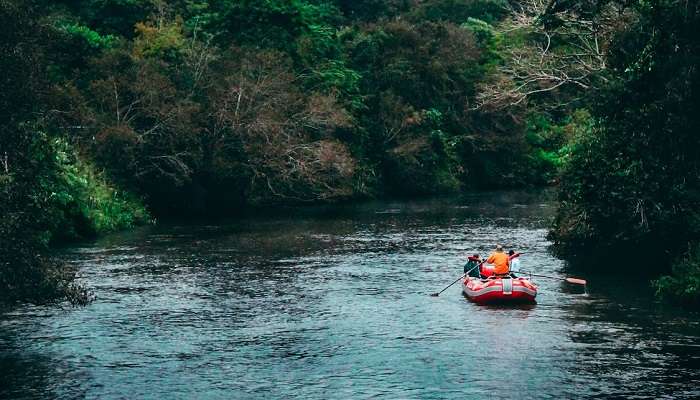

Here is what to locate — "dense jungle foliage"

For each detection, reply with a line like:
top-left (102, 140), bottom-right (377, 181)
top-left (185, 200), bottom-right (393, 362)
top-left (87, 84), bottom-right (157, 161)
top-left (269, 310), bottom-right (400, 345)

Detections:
top-left (1, 0), bottom-right (698, 306)
top-left (548, 0), bottom-right (700, 306)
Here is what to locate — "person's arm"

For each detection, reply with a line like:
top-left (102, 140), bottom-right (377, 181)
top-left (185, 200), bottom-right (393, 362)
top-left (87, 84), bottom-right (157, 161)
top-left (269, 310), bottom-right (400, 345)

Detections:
top-left (486, 254), bottom-right (495, 264)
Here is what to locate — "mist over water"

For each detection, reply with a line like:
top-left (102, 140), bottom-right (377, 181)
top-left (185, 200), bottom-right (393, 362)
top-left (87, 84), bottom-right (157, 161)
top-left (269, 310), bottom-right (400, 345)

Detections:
top-left (1, 191), bottom-right (699, 399)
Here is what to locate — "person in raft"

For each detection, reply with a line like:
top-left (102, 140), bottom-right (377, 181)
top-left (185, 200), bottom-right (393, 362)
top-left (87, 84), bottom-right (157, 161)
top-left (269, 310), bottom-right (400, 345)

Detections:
top-left (485, 244), bottom-right (510, 277)
top-left (508, 250), bottom-right (520, 271)
top-left (464, 254), bottom-right (482, 277)
top-left (508, 249), bottom-right (521, 277)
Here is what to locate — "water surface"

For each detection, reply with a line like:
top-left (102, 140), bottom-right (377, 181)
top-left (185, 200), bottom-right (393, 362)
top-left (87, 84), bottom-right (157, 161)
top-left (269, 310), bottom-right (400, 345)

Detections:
top-left (1, 191), bottom-right (699, 399)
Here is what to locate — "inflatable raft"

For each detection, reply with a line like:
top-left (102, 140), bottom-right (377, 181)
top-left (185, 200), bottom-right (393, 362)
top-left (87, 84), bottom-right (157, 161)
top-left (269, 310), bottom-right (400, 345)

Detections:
top-left (462, 276), bottom-right (538, 304)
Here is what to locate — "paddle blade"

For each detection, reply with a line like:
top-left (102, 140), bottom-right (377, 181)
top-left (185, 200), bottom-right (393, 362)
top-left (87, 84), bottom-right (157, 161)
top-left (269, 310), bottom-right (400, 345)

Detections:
top-left (430, 293), bottom-right (440, 297)
top-left (565, 277), bottom-right (587, 285)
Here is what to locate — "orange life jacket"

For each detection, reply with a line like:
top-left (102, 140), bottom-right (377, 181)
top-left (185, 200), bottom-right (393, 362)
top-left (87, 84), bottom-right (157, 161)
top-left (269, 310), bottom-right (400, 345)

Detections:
top-left (487, 252), bottom-right (509, 275)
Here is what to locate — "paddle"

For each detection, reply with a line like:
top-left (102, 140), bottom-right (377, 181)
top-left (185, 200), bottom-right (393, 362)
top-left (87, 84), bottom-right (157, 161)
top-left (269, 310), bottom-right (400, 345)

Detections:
top-left (430, 259), bottom-right (486, 297)
top-left (512, 270), bottom-right (587, 285)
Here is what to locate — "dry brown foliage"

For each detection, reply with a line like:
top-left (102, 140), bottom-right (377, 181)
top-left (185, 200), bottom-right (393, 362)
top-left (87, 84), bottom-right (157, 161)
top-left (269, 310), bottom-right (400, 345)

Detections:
top-left (208, 48), bottom-right (357, 203)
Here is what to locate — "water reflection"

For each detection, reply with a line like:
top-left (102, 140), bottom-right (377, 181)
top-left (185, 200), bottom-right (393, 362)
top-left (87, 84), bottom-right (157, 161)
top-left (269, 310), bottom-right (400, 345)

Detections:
top-left (1, 191), bottom-right (698, 399)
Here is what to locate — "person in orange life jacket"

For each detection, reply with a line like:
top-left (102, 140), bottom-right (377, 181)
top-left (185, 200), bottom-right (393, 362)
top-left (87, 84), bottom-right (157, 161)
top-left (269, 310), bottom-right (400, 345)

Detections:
top-left (486, 244), bottom-right (510, 276)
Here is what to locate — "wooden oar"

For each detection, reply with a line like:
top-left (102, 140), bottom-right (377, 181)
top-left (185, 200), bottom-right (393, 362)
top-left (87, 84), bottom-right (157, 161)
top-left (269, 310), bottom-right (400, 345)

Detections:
top-left (512, 270), bottom-right (587, 285)
top-left (431, 260), bottom-right (486, 297)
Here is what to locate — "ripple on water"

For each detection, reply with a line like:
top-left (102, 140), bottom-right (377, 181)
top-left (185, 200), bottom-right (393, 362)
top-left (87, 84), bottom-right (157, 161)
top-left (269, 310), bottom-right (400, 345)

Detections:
top-left (1, 192), bottom-right (699, 399)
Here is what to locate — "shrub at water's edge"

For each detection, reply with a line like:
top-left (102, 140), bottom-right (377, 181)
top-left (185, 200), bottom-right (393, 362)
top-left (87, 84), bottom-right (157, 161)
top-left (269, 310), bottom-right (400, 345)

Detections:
top-left (653, 245), bottom-right (700, 307)
top-left (46, 138), bottom-right (150, 243)
top-left (1, 128), bottom-right (149, 305)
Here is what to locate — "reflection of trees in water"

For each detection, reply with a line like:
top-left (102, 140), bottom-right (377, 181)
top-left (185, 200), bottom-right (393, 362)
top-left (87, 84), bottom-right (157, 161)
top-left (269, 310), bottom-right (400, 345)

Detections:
top-left (561, 282), bottom-right (700, 398)
top-left (0, 320), bottom-right (88, 399)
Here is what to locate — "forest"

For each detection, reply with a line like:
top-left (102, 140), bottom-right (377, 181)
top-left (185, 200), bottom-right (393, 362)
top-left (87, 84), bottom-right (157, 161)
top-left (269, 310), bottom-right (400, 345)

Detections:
top-left (1, 0), bottom-right (699, 306)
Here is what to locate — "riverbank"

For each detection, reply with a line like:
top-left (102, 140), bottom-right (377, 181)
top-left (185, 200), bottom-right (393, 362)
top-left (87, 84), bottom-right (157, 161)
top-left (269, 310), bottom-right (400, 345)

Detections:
top-left (0, 0), bottom-right (584, 306)
top-left (3, 0), bottom-right (699, 309)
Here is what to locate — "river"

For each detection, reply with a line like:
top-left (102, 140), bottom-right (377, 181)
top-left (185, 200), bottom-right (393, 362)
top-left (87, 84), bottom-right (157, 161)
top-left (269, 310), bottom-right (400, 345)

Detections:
top-left (1, 191), bottom-right (699, 399)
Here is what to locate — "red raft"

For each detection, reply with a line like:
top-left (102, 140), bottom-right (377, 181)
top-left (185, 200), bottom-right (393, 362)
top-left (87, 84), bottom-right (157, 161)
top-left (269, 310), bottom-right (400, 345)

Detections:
top-left (462, 276), bottom-right (538, 304)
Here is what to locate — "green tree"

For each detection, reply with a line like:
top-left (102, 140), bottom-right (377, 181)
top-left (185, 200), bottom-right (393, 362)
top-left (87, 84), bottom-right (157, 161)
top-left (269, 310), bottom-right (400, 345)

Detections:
top-left (1, 0), bottom-right (148, 304)
top-left (410, 0), bottom-right (510, 24)
top-left (549, 0), bottom-right (700, 305)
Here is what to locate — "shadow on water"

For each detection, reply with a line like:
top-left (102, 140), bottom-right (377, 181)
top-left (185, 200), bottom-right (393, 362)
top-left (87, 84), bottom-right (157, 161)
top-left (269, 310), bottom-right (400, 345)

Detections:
top-left (464, 301), bottom-right (538, 312)
top-left (558, 269), bottom-right (700, 399)
top-left (0, 313), bottom-right (90, 400)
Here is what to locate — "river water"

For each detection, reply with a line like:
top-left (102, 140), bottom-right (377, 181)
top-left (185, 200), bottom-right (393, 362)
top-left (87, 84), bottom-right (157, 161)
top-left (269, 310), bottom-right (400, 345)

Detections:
top-left (1, 191), bottom-right (699, 399)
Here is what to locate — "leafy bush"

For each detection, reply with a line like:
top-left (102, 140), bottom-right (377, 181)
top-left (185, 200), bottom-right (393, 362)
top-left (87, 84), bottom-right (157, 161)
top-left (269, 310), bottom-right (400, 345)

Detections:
top-left (60, 22), bottom-right (117, 49)
top-left (133, 19), bottom-right (186, 60)
top-left (653, 243), bottom-right (700, 306)
top-left (213, 0), bottom-right (339, 50)
top-left (522, 109), bottom-right (593, 184)
top-left (336, 0), bottom-right (412, 21)
top-left (410, 0), bottom-right (510, 24)
top-left (46, 138), bottom-right (150, 242)
top-left (550, 1), bottom-right (700, 283)
top-left (1, 124), bottom-right (145, 304)
top-left (1, 1), bottom-right (92, 304)
top-left (57, 0), bottom-right (157, 37)
top-left (384, 131), bottom-right (461, 195)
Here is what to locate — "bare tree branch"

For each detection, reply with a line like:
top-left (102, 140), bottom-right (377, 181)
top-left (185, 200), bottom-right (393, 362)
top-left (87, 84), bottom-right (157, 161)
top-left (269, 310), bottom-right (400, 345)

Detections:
top-left (474, 0), bottom-right (627, 110)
